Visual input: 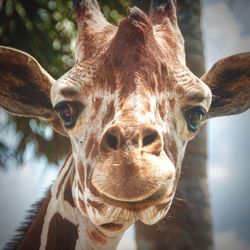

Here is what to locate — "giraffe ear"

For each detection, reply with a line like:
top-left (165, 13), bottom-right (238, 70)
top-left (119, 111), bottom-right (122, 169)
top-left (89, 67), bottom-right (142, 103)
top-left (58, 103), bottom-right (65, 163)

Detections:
top-left (201, 52), bottom-right (250, 118)
top-left (0, 46), bottom-right (67, 136)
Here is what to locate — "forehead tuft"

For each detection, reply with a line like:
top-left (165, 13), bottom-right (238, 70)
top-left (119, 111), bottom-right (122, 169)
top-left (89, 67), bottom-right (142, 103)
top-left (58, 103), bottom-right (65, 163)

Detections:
top-left (51, 6), bottom-right (200, 99)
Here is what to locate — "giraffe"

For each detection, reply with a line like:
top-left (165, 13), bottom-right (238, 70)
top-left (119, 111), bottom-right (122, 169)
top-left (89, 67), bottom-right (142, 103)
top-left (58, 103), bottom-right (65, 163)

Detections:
top-left (0, 0), bottom-right (250, 249)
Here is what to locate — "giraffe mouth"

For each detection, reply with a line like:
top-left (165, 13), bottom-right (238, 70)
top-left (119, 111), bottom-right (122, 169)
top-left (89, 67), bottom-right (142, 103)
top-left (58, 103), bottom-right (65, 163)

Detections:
top-left (90, 150), bottom-right (175, 210)
top-left (100, 222), bottom-right (124, 231)
top-left (97, 183), bottom-right (174, 211)
top-left (83, 171), bottom-right (175, 226)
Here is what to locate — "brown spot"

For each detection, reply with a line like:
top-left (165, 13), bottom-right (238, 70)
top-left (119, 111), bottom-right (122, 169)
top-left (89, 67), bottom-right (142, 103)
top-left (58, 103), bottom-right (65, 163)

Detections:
top-left (100, 223), bottom-right (123, 231)
top-left (46, 213), bottom-right (78, 250)
top-left (86, 164), bottom-right (92, 179)
top-left (78, 198), bottom-right (87, 214)
top-left (64, 175), bottom-right (75, 207)
top-left (85, 135), bottom-right (94, 158)
top-left (91, 97), bottom-right (102, 120)
top-left (86, 164), bottom-right (100, 197)
top-left (16, 192), bottom-right (51, 250)
top-left (88, 229), bottom-right (107, 245)
top-left (58, 151), bottom-right (72, 177)
top-left (77, 163), bottom-right (85, 187)
top-left (90, 139), bottom-right (99, 160)
top-left (57, 157), bottom-right (73, 199)
top-left (87, 199), bottom-right (106, 215)
top-left (101, 100), bottom-right (115, 127)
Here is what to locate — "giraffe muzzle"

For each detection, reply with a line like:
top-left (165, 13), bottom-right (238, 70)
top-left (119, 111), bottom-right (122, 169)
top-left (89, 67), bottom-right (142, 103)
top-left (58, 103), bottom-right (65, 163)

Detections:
top-left (90, 123), bottom-right (175, 209)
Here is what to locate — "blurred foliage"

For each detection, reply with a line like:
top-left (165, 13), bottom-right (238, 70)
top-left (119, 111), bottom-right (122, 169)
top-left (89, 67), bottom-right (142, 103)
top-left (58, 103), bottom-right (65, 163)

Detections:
top-left (0, 141), bottom-right (14, 168)
top-left (0, 0), bottom-right (130, 76)
top-left (0, 0), bottom-right (131, 168)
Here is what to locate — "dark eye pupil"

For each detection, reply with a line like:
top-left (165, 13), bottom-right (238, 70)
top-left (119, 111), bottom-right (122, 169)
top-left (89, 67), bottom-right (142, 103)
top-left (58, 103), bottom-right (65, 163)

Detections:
top-left (60, 107), bottom-right (72, 121)
top-left (188, 112), bottom-right (201, 127)
top-left (59, 104), bottom-right (73, 122)
top-left (185, 106), bottom-right (206, 132)
top-left (54, 101), bottom-right (84, 129)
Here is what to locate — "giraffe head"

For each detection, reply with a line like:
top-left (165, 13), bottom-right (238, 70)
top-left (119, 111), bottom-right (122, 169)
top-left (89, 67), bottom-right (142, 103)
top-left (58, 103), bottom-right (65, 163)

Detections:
top-left (0, 0), bottom-right (250, 230)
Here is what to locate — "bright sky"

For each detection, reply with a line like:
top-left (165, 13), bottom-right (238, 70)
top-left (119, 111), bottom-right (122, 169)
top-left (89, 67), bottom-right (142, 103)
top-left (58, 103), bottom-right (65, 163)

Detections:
top-left (0, 1), bottom-right (249, 250)
top-left (203, 1), bottom-right (250, 249)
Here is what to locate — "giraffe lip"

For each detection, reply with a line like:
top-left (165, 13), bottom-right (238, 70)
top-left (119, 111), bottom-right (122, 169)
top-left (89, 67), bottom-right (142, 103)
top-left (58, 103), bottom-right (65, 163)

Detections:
top-left (92, 152), bottom-right (175, 206)
top-left (98, 184), bottom-right (171, 211)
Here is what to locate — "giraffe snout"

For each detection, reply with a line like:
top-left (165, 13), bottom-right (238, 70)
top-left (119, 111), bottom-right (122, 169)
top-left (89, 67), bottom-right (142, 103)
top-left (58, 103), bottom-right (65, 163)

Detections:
top-left (92, 124), bottom-right (174, 207)
top-left (99, 124), bottom-right (163, 156)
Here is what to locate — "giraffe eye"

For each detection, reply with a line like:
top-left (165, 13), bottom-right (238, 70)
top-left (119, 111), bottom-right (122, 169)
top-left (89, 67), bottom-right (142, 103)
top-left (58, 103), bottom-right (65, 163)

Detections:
top-left (54, 101), bottom-right (83, 129)
top-left (184, 106), bottom-right (206, 132)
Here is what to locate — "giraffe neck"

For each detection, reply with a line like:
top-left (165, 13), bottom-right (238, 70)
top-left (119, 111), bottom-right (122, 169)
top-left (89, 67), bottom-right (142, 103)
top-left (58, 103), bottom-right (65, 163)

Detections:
top-left (15, 153), bottom-right (124, 250)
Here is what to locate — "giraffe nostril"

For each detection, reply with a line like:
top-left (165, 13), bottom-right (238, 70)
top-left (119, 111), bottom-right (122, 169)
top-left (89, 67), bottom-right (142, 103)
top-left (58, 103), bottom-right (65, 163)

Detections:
top-left (100, 125), bottom-right (123, 152)
top-left (142, 131), bottom-right (158, 147)
top-left (100, 125), bottom-right (162, 154)
top-left (106, 133), bottom-right (119, 150)
top-left (141, 127), bottom-right (162, 155)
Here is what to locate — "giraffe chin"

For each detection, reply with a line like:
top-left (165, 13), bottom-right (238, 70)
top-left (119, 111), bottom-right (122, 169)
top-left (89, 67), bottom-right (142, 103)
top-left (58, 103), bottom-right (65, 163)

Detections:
top-left (138, 199), bottom-right (173, 225)
top-left (84, 193), bottom-right (173, 228)
top-left (81, 184), bottom-right (174, 228)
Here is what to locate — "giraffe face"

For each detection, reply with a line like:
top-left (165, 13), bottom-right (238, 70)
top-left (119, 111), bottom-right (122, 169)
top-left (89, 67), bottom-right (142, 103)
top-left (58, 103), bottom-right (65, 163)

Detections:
top-left (50, 8), bottom-right (212, 227)
top-left (0, 2), bottom-right (250, 245)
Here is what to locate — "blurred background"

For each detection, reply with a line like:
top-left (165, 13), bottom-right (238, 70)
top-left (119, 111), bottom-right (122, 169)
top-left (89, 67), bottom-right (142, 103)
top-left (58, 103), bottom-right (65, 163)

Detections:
top-left (0, 0), bottom-right (249, 249)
